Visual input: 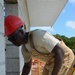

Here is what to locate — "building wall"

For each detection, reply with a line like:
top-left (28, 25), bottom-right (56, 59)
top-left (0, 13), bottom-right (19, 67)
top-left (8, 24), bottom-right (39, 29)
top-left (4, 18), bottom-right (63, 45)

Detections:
top-left (5, 4), bottom-right (18, 16)
top-left (0, 0), bottom-right (6, 75)
top-left (4, 2), bottom-right (30, 75)
top-left (4, 0), bottom-right (31, 75)
top-left (18, 0), bottom-right (30, 31)
top-left (5, 3), bottom-right (20, 75)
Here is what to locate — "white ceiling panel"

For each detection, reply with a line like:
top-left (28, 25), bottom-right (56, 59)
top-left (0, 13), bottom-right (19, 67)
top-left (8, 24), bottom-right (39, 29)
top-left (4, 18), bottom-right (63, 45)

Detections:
top-left (26, 0), bottom-right (68, 27)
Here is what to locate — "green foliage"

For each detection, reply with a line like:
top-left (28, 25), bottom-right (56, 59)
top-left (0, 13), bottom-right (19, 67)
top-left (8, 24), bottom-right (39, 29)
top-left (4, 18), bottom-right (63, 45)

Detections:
top-left (54, 34), bottom-right (75, 54)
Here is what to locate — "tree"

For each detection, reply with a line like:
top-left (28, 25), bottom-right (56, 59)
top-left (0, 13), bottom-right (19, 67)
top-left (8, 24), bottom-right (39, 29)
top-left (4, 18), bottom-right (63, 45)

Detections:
top-left (54, 34), bottom-right (75, 54)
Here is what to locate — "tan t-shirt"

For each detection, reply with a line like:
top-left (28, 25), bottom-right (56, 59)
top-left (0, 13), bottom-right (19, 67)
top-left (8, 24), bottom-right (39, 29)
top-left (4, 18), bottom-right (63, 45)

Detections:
top-left (21, 29), bottom-right (60, 63)
top-left (21, 29), bottom-right (74, 75)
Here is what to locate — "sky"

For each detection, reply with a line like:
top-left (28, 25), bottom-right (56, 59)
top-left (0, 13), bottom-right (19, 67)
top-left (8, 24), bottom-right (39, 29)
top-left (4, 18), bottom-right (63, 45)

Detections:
top-left (31, 0), bottom-right (75, 38)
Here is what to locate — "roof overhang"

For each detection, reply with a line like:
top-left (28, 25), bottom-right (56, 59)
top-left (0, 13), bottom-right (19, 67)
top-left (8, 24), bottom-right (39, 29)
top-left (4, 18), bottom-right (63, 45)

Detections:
top-left (26, 0), bottom-right (68, 27)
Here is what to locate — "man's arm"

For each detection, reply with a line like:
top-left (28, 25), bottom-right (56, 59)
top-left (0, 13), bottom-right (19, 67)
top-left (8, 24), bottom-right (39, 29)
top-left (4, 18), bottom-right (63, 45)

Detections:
top-left (21, 59), bottom-right (32, 75)
top-left (51, 43), bottom-right (64, 75)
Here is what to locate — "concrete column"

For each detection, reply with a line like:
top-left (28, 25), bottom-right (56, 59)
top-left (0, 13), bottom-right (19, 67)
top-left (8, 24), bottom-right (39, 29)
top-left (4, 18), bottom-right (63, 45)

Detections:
top-left (18, 0), bottom-right (30, 31)
top-left (5, 3), bottom-right (20, 75)
top-left (5, 4), bottom-right (18, 16)
top-left (0, 0), bottom-right (6, 75)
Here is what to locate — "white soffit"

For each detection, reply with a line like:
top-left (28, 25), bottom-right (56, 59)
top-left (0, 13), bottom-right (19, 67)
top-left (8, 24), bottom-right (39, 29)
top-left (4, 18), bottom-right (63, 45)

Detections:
top-left (26, 0), bottom-right (68, 27)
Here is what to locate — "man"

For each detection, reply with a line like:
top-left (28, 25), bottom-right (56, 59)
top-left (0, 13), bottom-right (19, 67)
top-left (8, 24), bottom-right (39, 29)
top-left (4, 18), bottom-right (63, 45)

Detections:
top-left (4, 15), bottom-right (74, 75)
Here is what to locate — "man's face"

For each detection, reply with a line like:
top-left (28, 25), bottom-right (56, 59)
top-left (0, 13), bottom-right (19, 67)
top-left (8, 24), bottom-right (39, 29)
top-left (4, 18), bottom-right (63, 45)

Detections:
top-left (8, 28), bottom-right (25, 46)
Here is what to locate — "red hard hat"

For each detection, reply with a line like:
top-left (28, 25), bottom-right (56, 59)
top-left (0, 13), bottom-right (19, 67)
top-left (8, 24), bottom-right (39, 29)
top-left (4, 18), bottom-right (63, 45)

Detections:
top-left (4, 15), bottom-right (24, 36)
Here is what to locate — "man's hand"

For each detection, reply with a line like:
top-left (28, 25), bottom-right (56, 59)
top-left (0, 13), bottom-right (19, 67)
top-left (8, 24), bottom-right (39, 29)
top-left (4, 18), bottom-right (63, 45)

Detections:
top-left (21, 59), bottom-right (32, 75)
